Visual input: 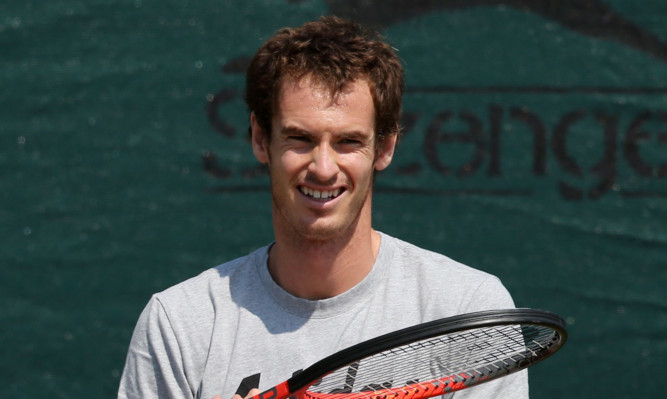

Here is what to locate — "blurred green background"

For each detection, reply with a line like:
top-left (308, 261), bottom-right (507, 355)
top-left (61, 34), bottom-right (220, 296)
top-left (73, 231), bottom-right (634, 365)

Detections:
top-left (1, 1), bottom-right (666, 397)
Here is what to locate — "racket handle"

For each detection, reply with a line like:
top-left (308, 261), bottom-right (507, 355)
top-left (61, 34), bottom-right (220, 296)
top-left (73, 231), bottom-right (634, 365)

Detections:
top-left (250, 381), bottom-right (293, 399)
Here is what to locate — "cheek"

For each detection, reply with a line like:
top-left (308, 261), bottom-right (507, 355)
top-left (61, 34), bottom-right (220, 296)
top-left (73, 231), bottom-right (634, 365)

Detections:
top-left (341, 154), bottom-right (376, 181)
top-left (275, 151), bottom-right (309, 178)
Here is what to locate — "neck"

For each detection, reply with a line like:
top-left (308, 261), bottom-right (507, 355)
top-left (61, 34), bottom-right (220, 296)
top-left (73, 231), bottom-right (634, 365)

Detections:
top-left (268, 216), bottom-right (381, 300)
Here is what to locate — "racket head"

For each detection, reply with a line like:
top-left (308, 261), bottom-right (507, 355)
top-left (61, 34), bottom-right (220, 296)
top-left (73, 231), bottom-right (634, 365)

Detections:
top-left (284, 308), bottom-right (567, 399)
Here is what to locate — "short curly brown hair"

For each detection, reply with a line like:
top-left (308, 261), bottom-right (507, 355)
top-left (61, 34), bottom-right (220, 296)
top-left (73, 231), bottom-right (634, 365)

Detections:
top-left (245, 16), bottom-right (404, 147)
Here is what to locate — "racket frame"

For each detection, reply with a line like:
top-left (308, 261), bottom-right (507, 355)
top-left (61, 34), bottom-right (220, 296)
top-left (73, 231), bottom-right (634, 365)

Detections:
top-left (285, 308), bottom-right (567, 396)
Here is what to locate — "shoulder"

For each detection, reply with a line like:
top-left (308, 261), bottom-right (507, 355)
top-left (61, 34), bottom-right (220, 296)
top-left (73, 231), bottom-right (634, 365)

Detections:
top-left (381, 233), bottom-right (494, 280)
top-left (378, 233), bottom-right (516, 313)
top-left (131, 245), bottom-right (271, 354)
top-left (152, 245), bottom-right (269, 316)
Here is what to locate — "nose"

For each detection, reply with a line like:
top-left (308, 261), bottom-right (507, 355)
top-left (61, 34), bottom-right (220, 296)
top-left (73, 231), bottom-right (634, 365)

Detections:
top-left (308, 142), bottom-right (340, 182)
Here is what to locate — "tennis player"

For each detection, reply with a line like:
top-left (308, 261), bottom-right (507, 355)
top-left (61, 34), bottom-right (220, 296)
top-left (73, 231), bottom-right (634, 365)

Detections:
top-left (118, 16), bottom-right (528, 399)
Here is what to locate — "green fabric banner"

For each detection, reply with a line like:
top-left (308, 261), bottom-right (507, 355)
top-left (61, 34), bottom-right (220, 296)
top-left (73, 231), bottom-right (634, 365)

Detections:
top-left (1, 1), bottom-right (665, 397)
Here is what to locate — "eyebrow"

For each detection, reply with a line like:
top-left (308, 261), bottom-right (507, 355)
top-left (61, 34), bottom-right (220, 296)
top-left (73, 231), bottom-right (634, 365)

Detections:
top-left (279, 126), bottom-right (311, 137)
top-left (279, 126), bottom-right (372, 141)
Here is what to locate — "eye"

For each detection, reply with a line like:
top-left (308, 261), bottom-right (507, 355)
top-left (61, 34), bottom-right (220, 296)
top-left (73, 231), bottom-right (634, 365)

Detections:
top-left (287, 135), bottom-right (310, 143)
top-left (337, 137), bottom-right (365, 150)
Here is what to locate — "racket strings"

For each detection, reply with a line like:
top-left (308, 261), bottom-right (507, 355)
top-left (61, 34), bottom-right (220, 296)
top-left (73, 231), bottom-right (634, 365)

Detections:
top-left (310, 324), bottom-right (559, 396)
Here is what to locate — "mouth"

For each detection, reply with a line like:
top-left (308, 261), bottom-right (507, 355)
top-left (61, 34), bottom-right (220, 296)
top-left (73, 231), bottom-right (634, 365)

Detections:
top-left (298, 186), bottom-right (345, 202)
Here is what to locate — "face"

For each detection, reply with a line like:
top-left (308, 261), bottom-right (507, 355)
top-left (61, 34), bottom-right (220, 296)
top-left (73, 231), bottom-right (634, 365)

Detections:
top-left (251, 77), bottom-right (396, 242)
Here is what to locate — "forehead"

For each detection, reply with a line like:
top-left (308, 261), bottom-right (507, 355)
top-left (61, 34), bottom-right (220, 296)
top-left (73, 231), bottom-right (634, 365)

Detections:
top-left (275, 76), bottom-right (375, 128)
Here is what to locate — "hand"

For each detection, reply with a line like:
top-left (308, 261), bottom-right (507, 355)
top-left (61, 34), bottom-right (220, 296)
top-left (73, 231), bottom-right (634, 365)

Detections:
top-left (213, 388), bottom-right (261, 399)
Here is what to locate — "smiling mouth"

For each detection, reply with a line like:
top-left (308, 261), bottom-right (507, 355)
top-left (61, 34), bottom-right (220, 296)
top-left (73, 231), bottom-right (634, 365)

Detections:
top-left (299, 186), bottom-right (344, 201)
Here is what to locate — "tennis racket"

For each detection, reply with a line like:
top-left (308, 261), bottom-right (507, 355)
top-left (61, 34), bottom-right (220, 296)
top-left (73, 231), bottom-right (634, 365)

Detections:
top-left (249, 308), bottom-right (567, 399)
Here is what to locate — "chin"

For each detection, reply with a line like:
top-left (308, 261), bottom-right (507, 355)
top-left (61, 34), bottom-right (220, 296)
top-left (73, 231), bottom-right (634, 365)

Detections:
top-left (294, 219), bottom-right (355, 242)
top-left (298, 226), bottom-right (345, 242)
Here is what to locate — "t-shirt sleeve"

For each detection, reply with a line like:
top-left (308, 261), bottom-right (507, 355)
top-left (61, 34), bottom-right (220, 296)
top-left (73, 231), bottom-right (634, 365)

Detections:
top-left (117, 295), bottom-right (193, 399)
top-left (462, 275), bottom-right (517, 314)
top-left (457, 276), bottom-right (530, 398)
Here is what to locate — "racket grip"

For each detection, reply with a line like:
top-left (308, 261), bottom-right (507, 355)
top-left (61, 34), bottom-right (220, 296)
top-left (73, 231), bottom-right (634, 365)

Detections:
top-left (250, 381), bottom-right (293, 399)
top-left (236, 374), bottom-right (261, 398)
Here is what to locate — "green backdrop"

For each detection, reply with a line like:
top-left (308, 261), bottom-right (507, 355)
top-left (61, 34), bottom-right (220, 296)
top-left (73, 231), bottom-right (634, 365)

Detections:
top-left (1, 1), bottom-right (666, 398)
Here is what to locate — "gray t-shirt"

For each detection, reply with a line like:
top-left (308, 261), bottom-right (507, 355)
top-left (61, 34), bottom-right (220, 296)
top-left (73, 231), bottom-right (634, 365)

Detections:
top-left (118, 233), bottom-right (528, 399)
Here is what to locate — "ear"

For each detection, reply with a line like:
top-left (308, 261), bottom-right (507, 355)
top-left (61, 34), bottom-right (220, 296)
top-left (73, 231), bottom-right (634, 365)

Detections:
top-left (250, 112), bottom-right (270, 164)
top-left (374, 132), bottom-right (398, 171)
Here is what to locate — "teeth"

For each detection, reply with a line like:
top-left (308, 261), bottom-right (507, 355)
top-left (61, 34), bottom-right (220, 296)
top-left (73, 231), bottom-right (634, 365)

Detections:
top-left (301, 187), bottom-right (341, 200)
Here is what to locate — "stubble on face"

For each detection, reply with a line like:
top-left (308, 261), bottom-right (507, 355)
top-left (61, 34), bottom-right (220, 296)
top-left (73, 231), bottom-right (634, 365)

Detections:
top-left (266, 76), bottom-right (379, 244)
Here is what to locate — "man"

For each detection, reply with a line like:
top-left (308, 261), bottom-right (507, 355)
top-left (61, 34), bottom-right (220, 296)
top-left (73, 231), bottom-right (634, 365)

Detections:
top-left (118, 16), bottom-right (528, 399)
